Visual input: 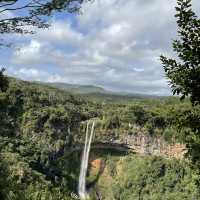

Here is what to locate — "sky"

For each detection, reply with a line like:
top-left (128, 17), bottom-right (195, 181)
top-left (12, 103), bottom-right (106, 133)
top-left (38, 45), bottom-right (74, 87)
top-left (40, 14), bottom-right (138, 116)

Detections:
top-left (0, 0), bottom-right (200, 95)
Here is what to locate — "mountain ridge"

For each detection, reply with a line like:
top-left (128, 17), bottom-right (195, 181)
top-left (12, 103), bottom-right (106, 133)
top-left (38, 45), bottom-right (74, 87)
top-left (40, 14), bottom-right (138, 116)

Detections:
top-left (36, 81), bottom-right (164, 99)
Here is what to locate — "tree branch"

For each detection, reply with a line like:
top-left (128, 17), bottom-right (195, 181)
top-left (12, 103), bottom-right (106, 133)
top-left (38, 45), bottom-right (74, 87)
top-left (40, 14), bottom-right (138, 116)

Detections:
top-left (0, 0), bottom-right (18, 8)
top-left (0, 1), bottom-right (41, 14)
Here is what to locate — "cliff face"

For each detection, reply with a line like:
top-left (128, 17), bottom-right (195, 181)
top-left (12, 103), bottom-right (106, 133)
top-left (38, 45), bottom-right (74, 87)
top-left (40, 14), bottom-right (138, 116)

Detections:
top-left (116, 134), bottom-right (186, 159)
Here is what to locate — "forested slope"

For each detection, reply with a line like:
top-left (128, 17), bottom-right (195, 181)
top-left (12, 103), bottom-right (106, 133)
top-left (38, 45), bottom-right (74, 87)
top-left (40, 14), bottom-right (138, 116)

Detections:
top-left (0, 77), bottom-right (93, 199)
top-left (0, 77), bottom-right (199, 200)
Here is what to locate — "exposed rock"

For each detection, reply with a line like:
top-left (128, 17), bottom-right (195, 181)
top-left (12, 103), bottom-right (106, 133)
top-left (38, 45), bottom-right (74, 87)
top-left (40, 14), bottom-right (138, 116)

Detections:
top-left (118, 134), bottom-right (186, 159)
top-left (90, 159), bottom-right (104, 170)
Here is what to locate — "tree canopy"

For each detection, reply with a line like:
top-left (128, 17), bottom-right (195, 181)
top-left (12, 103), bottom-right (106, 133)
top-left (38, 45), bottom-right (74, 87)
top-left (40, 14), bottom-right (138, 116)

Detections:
top-left (160, 0), bottom-right (200, 105)
top-left (0, 0), bottom-right (89, 46)
top-left (0, 68), bottom-right (8, 92)
top-left (160, 0), bottom-right (200, 170)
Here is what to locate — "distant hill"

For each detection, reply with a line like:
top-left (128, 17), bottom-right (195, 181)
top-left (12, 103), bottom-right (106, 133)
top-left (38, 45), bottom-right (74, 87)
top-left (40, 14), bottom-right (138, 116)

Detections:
top-left (37, 81), bottom-right (165, 102)
top-left (8, 77), bottom-right (164, 103)
top-left (39, 82), bottom-right (107, 94)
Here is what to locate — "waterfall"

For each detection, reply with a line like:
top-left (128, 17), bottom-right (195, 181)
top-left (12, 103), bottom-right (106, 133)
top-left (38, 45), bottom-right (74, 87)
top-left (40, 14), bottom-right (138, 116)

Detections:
top-left (78, 121), bottom-right (95, 199)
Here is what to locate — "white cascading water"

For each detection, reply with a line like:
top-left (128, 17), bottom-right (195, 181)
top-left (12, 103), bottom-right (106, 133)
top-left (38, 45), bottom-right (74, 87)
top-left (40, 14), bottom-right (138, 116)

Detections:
top-left (78, 121), bottom-right (95, 199)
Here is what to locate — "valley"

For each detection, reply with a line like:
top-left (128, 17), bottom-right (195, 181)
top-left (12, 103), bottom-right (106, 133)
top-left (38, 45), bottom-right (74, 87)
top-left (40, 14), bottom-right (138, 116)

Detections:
top-left (0, 0), bottom-right (199, 199)
top-left (0, 77), bottom-right (198, 200)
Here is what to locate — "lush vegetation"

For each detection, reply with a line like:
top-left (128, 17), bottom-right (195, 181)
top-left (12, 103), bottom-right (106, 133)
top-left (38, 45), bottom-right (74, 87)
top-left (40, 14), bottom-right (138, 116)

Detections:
top-left (0, 0), bottom-right (200, 199)
top-left (82, 96), bottom-right (192, 143)
top-left (161, 0), bottom-right (200, 170)
top-left (0, 76), bottom-right (199, 199)
top-left (0, 0), bottom-right (89, 46)
top-left (92, 153), bottom-right (200, 200)
top-left (0, 77), bottom-right (90, 199)
top-left (161, 0), bottom-right (200, 105)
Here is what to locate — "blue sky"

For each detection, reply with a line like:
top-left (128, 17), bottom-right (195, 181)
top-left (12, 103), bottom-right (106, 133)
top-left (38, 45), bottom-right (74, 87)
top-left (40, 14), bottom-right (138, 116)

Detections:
top-left (0, 0), bottom-right (200, 95)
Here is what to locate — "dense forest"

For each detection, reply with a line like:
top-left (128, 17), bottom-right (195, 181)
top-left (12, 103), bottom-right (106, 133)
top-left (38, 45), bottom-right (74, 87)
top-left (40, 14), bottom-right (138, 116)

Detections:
top-left (0, 0), bottom-right (200, 199)
top-left (0, 77), bottom-right (199, 199)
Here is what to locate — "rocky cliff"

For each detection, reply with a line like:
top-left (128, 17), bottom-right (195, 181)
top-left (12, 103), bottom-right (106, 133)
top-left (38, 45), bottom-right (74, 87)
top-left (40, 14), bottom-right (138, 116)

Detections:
top-left (111, 134), bottom-right (186, 159)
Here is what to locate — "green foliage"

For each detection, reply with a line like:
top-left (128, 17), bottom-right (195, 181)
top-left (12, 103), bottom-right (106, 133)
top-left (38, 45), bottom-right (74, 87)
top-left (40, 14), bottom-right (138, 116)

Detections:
top-left (171, 105), bottom-right (200, 167)
top-left (160, 0), bottom-right (200, 172)
top-left (0, 77), bottom-right (198, 199)
top-left (104, 115), bottom-right (121, 129)
top-left (0, 0), bottom-right (90, 46)
top-left (0, 68), bottom-right (9, 92)
top-left (88, 98), bottom-right (192, 142)
top-left (0, 146), bottom-right (72, 200)
top-left (102, 155), bottom-right (200, 200)
top-left (0, 78), bottom-right (90, 199)
top-left (160, 0), bottom-right (200, 105)
top-left (130, 105), bottom-right (150, 127)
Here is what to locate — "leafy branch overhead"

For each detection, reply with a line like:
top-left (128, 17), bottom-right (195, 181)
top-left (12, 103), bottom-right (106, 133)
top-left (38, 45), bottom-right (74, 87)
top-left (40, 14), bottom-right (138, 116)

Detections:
top-left (160, 0), bottom-right (200, 105)
top-left (0, 0), bottom-right (89, 37)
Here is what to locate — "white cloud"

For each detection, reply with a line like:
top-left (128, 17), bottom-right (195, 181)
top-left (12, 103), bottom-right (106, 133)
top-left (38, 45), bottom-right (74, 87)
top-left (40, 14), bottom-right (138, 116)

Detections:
top-left (6, 0), bottom-right (200, 95)
top-left (7, 67), bottom-right (49, 81)
top-left (38, 21), bottom-right (84, 46)
top-left (13, 40), bottom-right (42, 64)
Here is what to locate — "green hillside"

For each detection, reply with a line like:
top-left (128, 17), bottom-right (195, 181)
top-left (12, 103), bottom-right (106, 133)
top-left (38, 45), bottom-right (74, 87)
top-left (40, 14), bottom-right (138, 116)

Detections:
top-left (0, 77), bottom-right (198, 200)
top-left (39, 82), bottom-right (107, 94)
top-left (37, 81), bottom-right (166, 103)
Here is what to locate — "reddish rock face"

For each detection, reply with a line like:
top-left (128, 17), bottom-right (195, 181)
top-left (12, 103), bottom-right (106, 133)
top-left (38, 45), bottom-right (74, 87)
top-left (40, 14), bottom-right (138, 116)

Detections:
top-left (122, 134), bottom-right (186, 159)
top-left (90, 158), bottom-right (106, 172)
top-left (91, 159), bottom-right (102, 169)
top-left (89, 133), bottom-right (186, 160)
